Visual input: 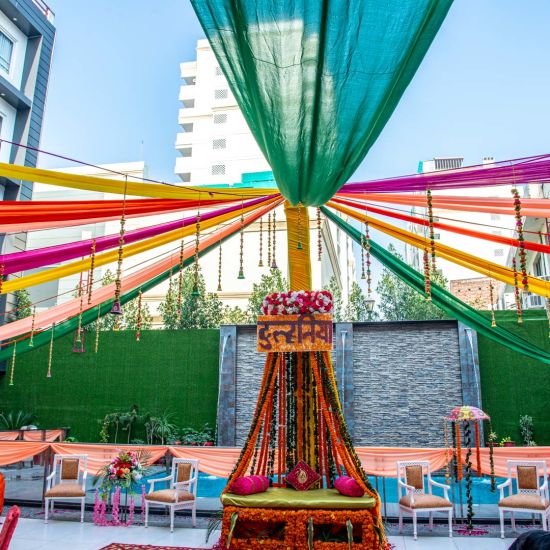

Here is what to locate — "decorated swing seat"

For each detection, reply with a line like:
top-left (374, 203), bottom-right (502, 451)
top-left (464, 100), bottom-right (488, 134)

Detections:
top-left (222, 487), bottom-right (376, 509)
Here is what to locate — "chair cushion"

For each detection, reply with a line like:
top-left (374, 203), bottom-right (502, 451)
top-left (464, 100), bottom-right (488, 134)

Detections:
top-left (399, 493), bottom-right (452, 509)
top-left (230, 475), bottom-right (269, 496)
top-left (334, 476), bottom-right (365, 497)
top-left (499, 494), bottom-right (549, 510)
top-left (177, 463), bottom-right (191, 483)
top-left (45, 483), bottom-right (85, 498)
top-left (145, 489), bottom-right (195, 503)
top-left (517, 466), bottom-right (538, 490)
top-left (405, 465), bottom-right (424, 490)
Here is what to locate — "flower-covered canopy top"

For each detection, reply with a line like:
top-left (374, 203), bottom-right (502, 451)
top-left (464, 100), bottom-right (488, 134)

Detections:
top-left (445, 406), bottom-right (490, 422)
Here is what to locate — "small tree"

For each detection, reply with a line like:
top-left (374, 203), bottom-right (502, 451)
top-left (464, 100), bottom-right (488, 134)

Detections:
top-left (222, 305), bottom-right (251, 324)
top-left (323, 276), bottom-right (343, 322)
top-left (376, 245), bottom-right (449, 321)
top-left (14, 289), bottom-right (33, 320)
top-left (343, 282), bottom-right (379, 322)
top-left (247, 268), bottom-right (288, 322)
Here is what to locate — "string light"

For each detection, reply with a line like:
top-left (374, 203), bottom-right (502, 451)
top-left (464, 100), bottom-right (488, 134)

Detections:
top-left (8, 341), bottom-right (16, 386)
top-left (297, 203), bottom-right (303, 250)
top-left (87, 238), bottom-right (96, 304)
top-left (47, 323), bottom-right (55, 378)
top-left (317, 207), bottom-right (322, 261)
top-left (267, 212), bottom-right (272, 268)
top-left (238, 201), bottom-right (245, 279)
top-left (111, 177), bottom-right (128, 315)
top-left (258, 217), bottom-right (264, 267)
top-left (29, 306), bottom-right (36, 347)
top-left (512, 257), bottom-right (523, 325)
top-left (271, 209), bottom-right (278, 269)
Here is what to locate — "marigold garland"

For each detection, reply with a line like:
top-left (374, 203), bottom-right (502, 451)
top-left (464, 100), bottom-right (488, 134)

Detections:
top-left (267, 212), bottom-right (272, 268)
top-left (217, 241), bottom-right (223, 292)
top-left (426, 188), bottom-right (436, 273)
top-left (136, 289), bottom-right (143, 342)
top-left (423, 248), bottom-right (431, 301)
top-left (29, 306), bottom-right (36, 347)
top-left (258, 217), bottom-right (264, 267)
top-left (238, 205), bottom-right (245, 280)
top-left (489, 278), bottom-right (497, 327)
top-left (193, 209), bottom-right (201, 294)
top-left (317, 207), bottom-right (322, 261)
top-left (87, 238), bottom-right (96, 304)
top-left (271, 209), bottom-right (278, 269)
top-left (364, 215), bottom-right (372, 295)
top-left (512, 257), bottom-right (523, 325)
top-left (512, 187), bottom-right (528, 291)
top-left (47, 323), bottom-right (55, 378)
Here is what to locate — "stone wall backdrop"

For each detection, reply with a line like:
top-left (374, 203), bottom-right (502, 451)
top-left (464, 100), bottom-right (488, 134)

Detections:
top-left (217, 320), bottom-right (478, 448)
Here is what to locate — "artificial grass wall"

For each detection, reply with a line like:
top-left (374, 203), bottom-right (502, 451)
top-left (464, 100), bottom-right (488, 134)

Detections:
top-left (478, 310), bottom-right (550, 446)
top-left (0, 329), bottom-right (220, 442)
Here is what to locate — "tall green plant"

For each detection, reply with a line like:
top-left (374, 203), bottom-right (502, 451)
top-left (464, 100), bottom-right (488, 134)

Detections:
top-left (247, 269), bottom-right (288, 322)
top-left (0, 410), bottom-right (37, 429)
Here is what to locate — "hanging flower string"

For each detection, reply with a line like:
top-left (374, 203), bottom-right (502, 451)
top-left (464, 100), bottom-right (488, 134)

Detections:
top-left (136, 289), bottom-right (142, 342)
top-left (87, 238), bottom-right (96, 304)
top-left (426, 188), bottom-right (436, 273)
top-left (76, 271), bottom-right (84, 346)
top-left (177, 237), bottom-right (185, 320)
top-left (238, 201), bottom-right (245, 279)
top-left (364, 211), bottom-right (372, 296)
top-left (489, 278), bottom-right (497, 328)
top-left (297, 203), bottom-right (303, 250)
top-left (512, 187), bottom-right (528, 291)
top-left (0, 264), bottom-right (4, 296)
top-left (512, 257), bottom-right (523, 325)
top-left (192, 207), bottom-right (201, 295)
top-left (111, 177), bottom-right (128, 315)
top-left (47, 323), bottom-right (55, 378)
top-left (217, 239), bottom-right (223, 292)
top-left (8, 340), bottom-right (16, 386)
top-left (423, 248), bottom-right (431, 301)
top-left (271, 209), bottom-right (278, 269)
top-left (267, 212), bottom-right (272, 268)
top-left (95, 308), bottom-right (101, 353)
top-left (316, 207), bottom-right (322, 261)
top-left (258, 216), bottom-right (264, 267)
top-left (29, 306), bottom-right (36, 347)
top-left (360, 233), bottom-right (366, 280)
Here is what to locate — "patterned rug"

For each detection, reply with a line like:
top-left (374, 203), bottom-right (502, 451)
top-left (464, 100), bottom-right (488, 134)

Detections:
top-left (99, 545), bottom-right (221, 550)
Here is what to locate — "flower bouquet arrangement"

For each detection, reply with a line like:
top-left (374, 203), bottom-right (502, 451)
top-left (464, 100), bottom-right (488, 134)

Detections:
top-left (93, 450), bottom-right (149, 526)
top-left (261, 290), bottom-right (333, 316)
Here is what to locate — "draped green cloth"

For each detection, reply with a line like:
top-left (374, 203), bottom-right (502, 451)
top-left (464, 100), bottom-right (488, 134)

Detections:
top-left (321, 207), bottom-right (550, 365)
top-left (191, 0), bottom-right (452, 206)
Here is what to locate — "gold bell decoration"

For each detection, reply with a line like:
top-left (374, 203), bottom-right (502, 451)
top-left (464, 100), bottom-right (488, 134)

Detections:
top-left (238, 205), bottom-right (245, 279)
top-left (217, 240), bottom-right (223, 292)
top-left (316, 207), bottom-right (322, 261)
top-left (258, 217), bottom-right (264, 267)
top-left (267, 212), bottom-right (272, 268)
top-left (271, 209), bottom-right (278, 269)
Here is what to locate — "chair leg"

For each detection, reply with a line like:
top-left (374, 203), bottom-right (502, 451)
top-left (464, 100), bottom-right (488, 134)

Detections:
top-left (429, 512), bottom-right (433, 531)
top-left (170, 507), bottom-right (175, 533)
top-left (192, 505), bottom-right (196, 528)
top-left (81, 498), bottom-right (85, 523)
top-left (499, 508), bottom-right (505, 539)
top-left (448, 509), bottom-right (453, 537)
top-left (541, 512), bottom-right (547, 532)
top-left (144, 502), bottom-right (149, 528)
top-left (413, 512), bottom-right (417, 540)
top-left (511, 511), bottom-right (516, 532)
top-left (398, 509), bottom-right (403, 534)
top-left (44, 499), bottom-right (49, 524)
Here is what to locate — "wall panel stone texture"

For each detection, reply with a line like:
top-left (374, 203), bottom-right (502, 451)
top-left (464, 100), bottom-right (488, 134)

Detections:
top-left (234, 321), bottom-right (463, 448)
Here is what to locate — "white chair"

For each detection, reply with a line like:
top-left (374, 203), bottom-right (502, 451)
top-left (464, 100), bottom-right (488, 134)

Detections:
top-left (144, 458), bottom-right (199, 532)
top-left (44, 454), bottom-right (88, 523)
top-left (397, 460), bottom-right (453, 540)
top-left (498, 460), bottom-right (549, 538)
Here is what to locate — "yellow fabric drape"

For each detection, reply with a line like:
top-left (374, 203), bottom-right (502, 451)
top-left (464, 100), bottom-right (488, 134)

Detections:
top-left (0, 162), bottom-right (275, 201)
top-left (2, 197), bottom-right (280, 294)
top-left (284, 201), bottom-right (312, 290)
top-left (328, 201), bottom-right (550, 298)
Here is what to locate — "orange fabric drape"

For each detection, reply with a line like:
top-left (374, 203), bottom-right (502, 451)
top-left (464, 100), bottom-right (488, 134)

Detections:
top-left (0, 432), bottom-right (20, 441)
top-left (169, 447), bottom-right (241, 478)
top-left (0, 442), bottom-right (49, 465)
top-left (49, 444), bottom-right (168, 475)
top-left (22, 430), bottom-right (64, 442)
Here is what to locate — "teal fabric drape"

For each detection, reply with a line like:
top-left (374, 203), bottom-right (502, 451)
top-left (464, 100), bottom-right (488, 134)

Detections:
top-left (191, 0), bottom-right (452, 206)
top-left (321, 206), bottom-right (550, 365)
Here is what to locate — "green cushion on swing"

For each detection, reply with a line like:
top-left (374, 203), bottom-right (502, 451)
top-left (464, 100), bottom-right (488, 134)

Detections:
top-left (221, 487), bottom-right (376, 509)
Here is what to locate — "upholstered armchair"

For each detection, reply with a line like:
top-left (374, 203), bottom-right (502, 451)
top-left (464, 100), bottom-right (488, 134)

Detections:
top-left (397, 460), bottom-right (453, 540)
top-left (44, 454), bottom-right (88, 523)
top-left (498, 460), bottom-right (549, 538)
top-left (144, 458), bottom-right (199, 532)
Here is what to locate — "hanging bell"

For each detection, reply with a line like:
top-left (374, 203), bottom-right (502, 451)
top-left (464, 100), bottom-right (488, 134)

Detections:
top-left (110, 300), bottom-right (123, 315)
top-left (237, 269), bottom-right (245, 280)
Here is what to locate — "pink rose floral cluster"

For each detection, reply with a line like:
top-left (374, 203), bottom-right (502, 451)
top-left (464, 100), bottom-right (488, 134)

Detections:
top-left (261, 290), bottom-right (333, 315)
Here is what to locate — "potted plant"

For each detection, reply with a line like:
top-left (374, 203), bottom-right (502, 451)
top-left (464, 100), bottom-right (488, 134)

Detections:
top-left (500, 436), bottom-right (515, 448)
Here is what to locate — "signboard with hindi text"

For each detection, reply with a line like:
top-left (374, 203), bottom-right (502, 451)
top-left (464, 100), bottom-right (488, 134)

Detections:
top-left (256, 314), bottom-right (333, 352)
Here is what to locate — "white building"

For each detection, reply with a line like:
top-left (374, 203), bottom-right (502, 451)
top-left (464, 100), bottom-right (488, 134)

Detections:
top-left (406, 157), bottom-right (516, 305)
top-left (174, 39), bottom-right (356, 307)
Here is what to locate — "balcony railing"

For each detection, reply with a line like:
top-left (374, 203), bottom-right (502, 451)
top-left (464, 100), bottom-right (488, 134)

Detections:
top-left (31, 0), bottom-right (55, 22)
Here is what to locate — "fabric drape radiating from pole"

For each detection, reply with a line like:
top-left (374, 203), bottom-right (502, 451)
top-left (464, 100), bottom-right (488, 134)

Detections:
top-left (191, 0), bottom-right (452, 206)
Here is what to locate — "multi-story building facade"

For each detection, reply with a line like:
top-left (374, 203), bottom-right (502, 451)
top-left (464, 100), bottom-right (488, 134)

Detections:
top-left (0, 0), bottom-right (55, 320)
top-left (175, 39), bottom-right (356, 307)
top-left (406, 156), bottom-right (516, 308)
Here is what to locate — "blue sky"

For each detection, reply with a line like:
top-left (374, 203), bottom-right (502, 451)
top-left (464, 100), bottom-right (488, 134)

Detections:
top-left (40, 1), bottom-right (550, 287)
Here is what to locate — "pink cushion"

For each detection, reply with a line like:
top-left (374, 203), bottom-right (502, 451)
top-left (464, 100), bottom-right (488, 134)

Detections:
top-left (334, 476), bottom-right (365, 497)
top-left (229, 475), bottom-right (269, 495)
top-left (0, 505), bottom-right (20, 550)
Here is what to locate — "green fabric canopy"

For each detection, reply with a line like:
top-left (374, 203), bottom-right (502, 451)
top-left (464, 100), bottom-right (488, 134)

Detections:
top-left (191, 0), bottom-right (452, 206)
top-left (322, 206), bottom-right (550, 365)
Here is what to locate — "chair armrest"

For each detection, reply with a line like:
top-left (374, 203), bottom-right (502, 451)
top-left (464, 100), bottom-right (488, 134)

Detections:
top-left (497, 479), bottom-right (511, 490)
top-left (429, 478), bottom-right (450, 498)
top-left (397, 480), bottom-right (415, 493)
top-left (539, 479), bottom-right (548, 497)
top-left (147, 475), bottom-right (172, 491)
top-left (46, 471), bottom-right (55, 481)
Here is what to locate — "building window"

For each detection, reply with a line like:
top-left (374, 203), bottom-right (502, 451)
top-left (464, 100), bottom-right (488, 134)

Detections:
top-left (215, 66), bottom-right (223, 76)
top-left (214, 89), bottom-right (228, 100)
top-left (494, 248), bottom-right (504, 257)
top-left (213, 138), bottom-right (226, 150)
top-left (534, 254), bottom-right (546, 277)
top-left (0, 31), bottom-right (14, 73)
top-left (212, 164), bottom-right (226, 176)
top-left (490, 214), bottom-right (501, 221)
top-left (213, 113), bottom-right (228, 124)
top-left (180, 172), bottom-right (191, 183)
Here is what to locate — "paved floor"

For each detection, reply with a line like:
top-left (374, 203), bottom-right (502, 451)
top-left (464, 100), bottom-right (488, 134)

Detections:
top-left (3, 517), bottom-right (518, 550)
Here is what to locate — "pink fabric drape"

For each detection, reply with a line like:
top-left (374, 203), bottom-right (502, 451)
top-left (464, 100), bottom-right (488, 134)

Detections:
top-left (0, 432), bottom-right (20, 442)
top-left (22, 430), bottom-right (64, 442)
top-left (463, 447), bottom-right (550, 478)
top-left (169, 446), bottom-right (240, 477)
top-left (49, 444), bottom-right (167, 475)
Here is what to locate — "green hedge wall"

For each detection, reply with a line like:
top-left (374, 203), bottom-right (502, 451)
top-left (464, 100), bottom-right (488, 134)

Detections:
top-left (478, 310), bottom-right (550, 446)
top-left (0, 329), bottom-right (220, 442)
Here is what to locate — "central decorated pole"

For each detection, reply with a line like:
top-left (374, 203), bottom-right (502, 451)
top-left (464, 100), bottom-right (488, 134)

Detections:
top-left (284, 201), bottom-right (312, 290)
